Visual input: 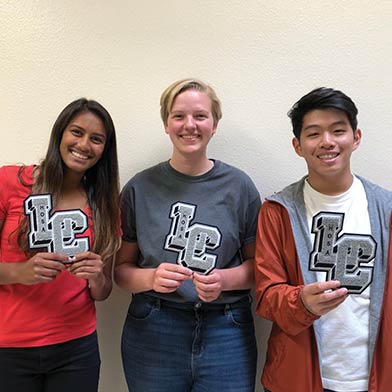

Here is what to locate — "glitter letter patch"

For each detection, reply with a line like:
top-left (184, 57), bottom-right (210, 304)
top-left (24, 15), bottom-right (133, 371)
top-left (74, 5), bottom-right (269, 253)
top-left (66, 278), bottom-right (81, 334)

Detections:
top-left (309, 211), bottom-right (375, 294)
top-left (24, 194), bottom-right (90, 257)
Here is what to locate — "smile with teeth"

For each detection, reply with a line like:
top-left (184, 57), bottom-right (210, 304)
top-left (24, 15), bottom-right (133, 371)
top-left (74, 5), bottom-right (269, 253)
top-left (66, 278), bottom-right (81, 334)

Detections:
top-left (181, 135), bottom-right (199, 140)
top-left (71, 150), bottom-right (89, 160)
top-left (318, 153), bottom-right (338, 159)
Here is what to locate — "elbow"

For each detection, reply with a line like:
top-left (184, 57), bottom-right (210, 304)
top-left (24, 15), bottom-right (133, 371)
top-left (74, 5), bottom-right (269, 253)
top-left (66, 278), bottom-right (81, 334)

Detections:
top-left (113, 265), bottom-right (124, 288)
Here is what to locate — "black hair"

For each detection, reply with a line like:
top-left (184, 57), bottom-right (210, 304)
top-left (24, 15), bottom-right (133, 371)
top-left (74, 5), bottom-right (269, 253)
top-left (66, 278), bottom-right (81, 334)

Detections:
top-left (288, 87), bottom-right (358, 138)
top-left (16, 98), bottom-right (121, 262)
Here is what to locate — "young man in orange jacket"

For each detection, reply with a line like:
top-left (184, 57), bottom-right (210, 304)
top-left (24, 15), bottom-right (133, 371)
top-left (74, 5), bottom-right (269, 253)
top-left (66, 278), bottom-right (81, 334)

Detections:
top-left (255, 87), bottom-right (392, 392)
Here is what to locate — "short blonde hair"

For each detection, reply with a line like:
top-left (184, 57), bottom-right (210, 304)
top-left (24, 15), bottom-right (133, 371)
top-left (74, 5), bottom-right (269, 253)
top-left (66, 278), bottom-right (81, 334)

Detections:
top-left (160, 78), bottom-right (222, 126)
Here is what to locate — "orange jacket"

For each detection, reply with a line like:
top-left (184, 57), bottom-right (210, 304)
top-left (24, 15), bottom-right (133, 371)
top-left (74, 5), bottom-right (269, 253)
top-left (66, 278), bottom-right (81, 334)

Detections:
top-left (255, 200), bottom-right (392, 392)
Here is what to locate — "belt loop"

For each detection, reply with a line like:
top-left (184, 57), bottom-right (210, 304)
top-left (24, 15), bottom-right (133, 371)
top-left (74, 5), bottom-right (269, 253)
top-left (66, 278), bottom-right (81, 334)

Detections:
top-left (155, 297), bottom-right (161, 311)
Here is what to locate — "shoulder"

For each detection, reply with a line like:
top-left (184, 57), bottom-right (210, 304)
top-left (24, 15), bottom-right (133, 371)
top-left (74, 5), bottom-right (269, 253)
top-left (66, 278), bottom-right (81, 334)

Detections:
top-left (266, 177), bottom-right (306, 206)
top-left (219, 161), bottom-right (261, 207)
top-left (0, 164), bottom-right (21, 178)
top-left (0, 164), bottom-right (34, 186)
top-left (121, 162), bottom-right (164, 191)
top-left (259, 199), bottom-right (291, 231)
top-left (0, 165), bottom-right (34, 213)
top-left (216, 160), bottom-right (250, 178)
top-left (216, 160), bottom-right (258, 191)
top-left (357, 175), bottom-right (392, 200)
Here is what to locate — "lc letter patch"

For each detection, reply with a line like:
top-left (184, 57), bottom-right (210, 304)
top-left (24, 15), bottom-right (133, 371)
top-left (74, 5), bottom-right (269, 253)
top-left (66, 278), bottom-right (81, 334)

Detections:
top-left (24, 194), bottom-right (90, 258)
top-left (164, 202), bottom-right (221, 274)
top-left (309, 211), bottom-right (375, 294)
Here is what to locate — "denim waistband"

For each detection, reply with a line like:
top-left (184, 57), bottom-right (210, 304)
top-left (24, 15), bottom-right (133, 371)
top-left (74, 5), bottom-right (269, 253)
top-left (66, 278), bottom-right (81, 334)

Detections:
top-left (133, 293), bottom-right (252, 312)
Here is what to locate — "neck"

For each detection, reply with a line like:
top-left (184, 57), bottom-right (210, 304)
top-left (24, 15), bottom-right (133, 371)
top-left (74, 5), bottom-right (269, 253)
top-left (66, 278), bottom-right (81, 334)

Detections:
top-left (307, 173), bottom-right (354, 196)
top-left (58, 170), bottom-right (88, 210)
top-left (63, 169), bottom-right (85, 190)
top-left (169, 153), bottom-right (213, 176)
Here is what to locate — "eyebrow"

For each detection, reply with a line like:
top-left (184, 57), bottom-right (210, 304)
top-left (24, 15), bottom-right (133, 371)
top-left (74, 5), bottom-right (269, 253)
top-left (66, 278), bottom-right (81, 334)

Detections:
top-left (68, 122), bottom-right (82, 128)
top-left (303, 120), bottom-right (349, 131)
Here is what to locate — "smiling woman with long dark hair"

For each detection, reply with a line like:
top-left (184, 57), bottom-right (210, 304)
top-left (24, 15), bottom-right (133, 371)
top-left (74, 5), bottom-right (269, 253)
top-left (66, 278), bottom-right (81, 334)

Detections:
top-left (0, 98), bottom-right (121, 392)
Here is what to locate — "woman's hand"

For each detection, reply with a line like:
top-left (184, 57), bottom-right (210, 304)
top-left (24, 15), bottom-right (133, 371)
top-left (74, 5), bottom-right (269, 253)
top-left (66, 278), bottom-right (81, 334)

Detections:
top-left (151, 263), bottom-right (193, 293)
top-left (68, 251), bottom-right (105, 284)
top-left (193, 269), bottom-right (226, 302)
top-left (16, 252), bottom-right (68, 285)
top-left (68, 251), bottom-right (113, 301)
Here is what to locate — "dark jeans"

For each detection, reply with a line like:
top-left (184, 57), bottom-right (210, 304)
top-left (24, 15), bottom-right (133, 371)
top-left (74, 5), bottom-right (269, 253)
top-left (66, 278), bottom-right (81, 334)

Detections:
top-left (122, 293), bottom-right (257, 391)
top-left (265, 389), bottom-right (367, 392)
top-left (0, 331), bottom-right (100, 392)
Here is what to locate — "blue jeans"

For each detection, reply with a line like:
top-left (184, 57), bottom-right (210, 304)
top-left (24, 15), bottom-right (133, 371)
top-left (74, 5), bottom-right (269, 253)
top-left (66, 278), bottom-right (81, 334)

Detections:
top-left (121, 293), bottom-right (257, 392)
top-left (265, 389), bottom-right (367, 392)
top-left (0, 331), bottom-right (100, 392)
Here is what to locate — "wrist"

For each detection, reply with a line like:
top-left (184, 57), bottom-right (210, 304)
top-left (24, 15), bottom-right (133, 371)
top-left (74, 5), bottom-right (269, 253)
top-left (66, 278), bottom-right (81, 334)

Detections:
top-left (148, 268), bottom-right (158, 291)
top-left (216, 268), bottom-right (227, 292)
top-left (299, 288), bottom-right (319, 316)
top-left (9, 262), bottom-right (25, 285)
top-left (88, 272), bottom-right (106, 289)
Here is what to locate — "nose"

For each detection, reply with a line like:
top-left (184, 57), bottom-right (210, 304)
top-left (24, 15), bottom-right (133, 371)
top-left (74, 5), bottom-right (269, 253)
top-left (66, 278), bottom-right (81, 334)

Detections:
top-left (184, 115), bottom-right (196, 130)
top-left (77, 135), bottom-right (91, 150)
top-left (320, 131), bottom-right (334, 148)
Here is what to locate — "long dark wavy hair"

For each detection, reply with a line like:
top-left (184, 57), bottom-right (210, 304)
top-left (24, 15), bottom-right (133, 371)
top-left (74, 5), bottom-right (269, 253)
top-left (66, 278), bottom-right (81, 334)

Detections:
top-left (17, 98), bottom-right (121, 263)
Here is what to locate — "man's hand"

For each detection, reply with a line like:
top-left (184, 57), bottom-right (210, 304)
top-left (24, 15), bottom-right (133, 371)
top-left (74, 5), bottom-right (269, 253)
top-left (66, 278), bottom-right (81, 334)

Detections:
top-left (300, 280), bottom-right (348, 316)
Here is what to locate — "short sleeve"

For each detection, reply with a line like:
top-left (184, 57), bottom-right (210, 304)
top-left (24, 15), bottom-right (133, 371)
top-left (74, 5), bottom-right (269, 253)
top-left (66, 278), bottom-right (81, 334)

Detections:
top-left (242, 175), bottom-right (262, 245)
top-left (120, 180), bottom-right (137, 242)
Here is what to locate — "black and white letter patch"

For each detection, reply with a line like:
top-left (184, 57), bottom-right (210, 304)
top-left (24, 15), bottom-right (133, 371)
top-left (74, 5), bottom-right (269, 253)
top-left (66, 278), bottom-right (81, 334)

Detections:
top-left (309, 211), bottom-right (375, 294)
top-left (24, 194), bottom-right (90, 259)
top-left (164, 202), bottom-right (221, 274)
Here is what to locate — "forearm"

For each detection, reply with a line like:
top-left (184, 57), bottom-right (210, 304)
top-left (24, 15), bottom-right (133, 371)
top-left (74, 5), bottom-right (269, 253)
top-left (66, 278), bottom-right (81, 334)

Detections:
top-left (114, 262), bottom-right (155, 294)
top-left (254, 247), bottom-right (318, 335)
top-left (254, 202), bottom-right (319, 335)
top-left (0, 262), bottom-right (24, 284)
top-left (257, 283), bottom-right (318, 335)
top-left (87, 259), bottom-right (114, 301)
top-left (88, 273), bottom-right (112, 301)
top-left (220, 259), bottom-right (254, 291)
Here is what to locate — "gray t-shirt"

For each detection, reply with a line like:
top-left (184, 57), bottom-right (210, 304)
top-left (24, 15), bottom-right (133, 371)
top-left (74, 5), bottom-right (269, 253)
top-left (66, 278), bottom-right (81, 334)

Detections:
top-left (120, 160), bottom-right (261, 303)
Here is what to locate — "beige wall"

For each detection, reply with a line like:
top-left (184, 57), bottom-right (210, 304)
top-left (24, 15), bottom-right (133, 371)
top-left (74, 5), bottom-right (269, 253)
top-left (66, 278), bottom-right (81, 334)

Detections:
top-left (2, 1), bottom-right (392, 391)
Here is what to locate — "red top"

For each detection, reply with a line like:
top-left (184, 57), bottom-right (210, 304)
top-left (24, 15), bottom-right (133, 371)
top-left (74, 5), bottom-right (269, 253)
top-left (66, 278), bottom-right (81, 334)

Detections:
top-left (0, 165), bottom-right (96, 347)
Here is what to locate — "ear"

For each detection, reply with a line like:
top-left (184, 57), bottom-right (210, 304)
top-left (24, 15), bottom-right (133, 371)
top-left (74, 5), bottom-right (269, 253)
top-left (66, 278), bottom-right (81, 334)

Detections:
top-left (292, 137), bottom-right (303, 157)
top-left (352, 128), bottom-right (362, 151)
top-left (211, 122), bottom-right (218, 136)
top-left (164, 122), bottom-right (169, 134)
